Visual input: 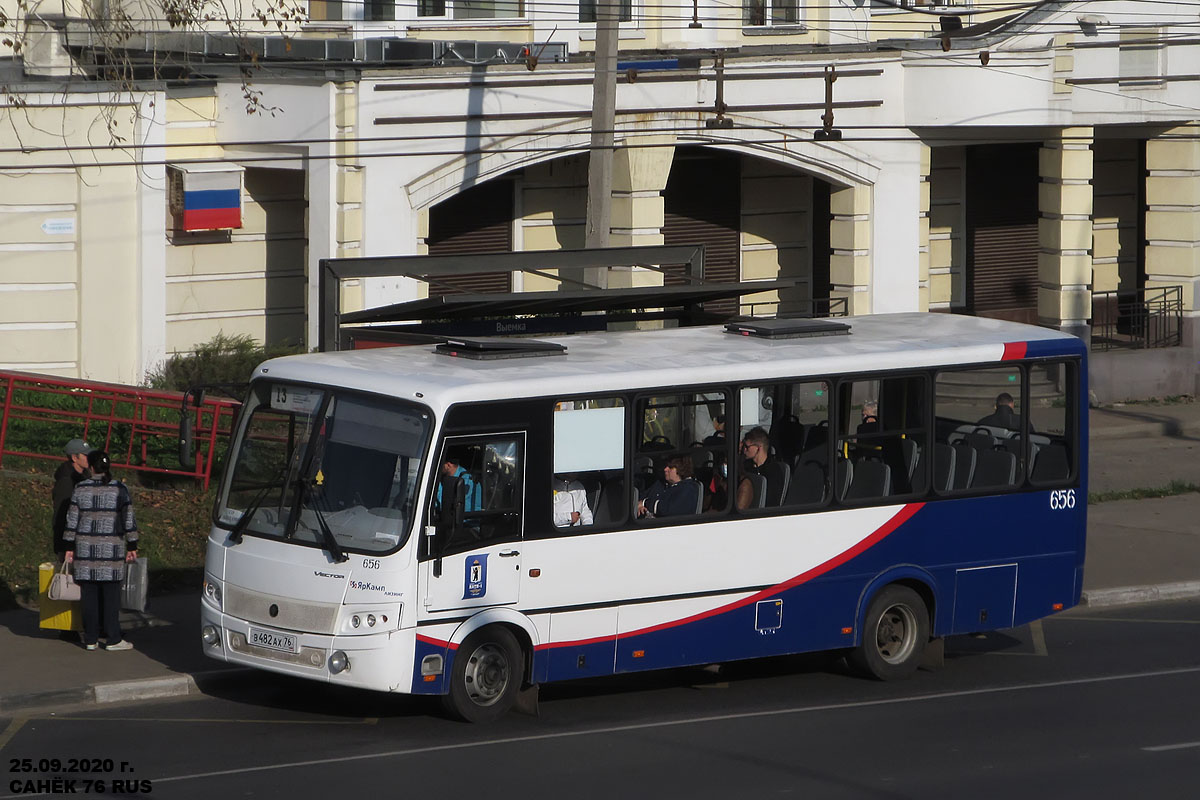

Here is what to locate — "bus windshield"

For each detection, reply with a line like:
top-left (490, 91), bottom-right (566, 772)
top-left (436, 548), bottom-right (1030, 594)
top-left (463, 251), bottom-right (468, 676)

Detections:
top-left (216, 382), bottom-right (433, 555)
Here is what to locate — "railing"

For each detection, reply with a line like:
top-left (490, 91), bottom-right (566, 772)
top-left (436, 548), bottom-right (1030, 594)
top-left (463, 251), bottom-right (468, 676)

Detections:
top-left (0, 370), bottom-right (241, 490)
top-left (741, 296), bottom-right (850, 319)
top-left (1090, 286), bottom-right (1184, 351)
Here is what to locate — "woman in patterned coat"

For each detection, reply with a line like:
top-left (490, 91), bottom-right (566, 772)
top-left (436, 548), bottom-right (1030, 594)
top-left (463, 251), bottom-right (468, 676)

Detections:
top-left (64, 450), bottom-right (139, 651)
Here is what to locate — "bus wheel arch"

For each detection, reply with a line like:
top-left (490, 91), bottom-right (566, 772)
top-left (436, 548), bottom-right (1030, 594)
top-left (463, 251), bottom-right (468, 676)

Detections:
top-left (850, 582), bottom-right (931, 681)
top-left (442, 624), bottom-right (525, 723)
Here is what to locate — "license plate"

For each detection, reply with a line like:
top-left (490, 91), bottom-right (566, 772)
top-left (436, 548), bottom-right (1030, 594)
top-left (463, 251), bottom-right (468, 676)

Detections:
top-left (248, 627), bottom-right (297, 653)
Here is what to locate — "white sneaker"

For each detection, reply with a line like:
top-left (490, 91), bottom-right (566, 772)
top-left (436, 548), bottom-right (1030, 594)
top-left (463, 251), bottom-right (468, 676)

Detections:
top-left (104, 640), bottom-right (134, 651)
top-left (84, 643), bottom-right (98, 651)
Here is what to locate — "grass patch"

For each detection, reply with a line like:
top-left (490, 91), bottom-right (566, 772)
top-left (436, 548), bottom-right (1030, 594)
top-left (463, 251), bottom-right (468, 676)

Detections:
top-left (0, 468), bottom-right (215, 611)
top-left (1089, 480), bottom-right (1200, 504)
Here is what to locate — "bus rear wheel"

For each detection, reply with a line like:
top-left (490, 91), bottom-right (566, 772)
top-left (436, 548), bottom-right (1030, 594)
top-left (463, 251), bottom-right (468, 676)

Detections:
top-left (850, 585), bottom-right (929, 681)
top-left (442, 626), bottom-right (524, 723)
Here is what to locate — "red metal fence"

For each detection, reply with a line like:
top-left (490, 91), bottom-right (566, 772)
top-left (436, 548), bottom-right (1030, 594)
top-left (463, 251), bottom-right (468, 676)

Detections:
top-left (0, 370), bottom-right (241, 490)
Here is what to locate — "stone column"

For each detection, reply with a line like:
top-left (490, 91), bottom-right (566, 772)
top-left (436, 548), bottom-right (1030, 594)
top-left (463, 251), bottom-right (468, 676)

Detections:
top-left (829, 183), bottom-right (872, 315)
top-left (918, 144), bottom-right (932, 312)
top-left (1145, 126), bottom-right (1200, 352)
top-left (608, 135), bottom-right (675, 290)
top-left (1038, 127), bottom-right (1094, 342)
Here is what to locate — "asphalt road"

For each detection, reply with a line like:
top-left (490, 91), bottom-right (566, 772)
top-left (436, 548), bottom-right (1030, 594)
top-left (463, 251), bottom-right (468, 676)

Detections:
top-left (3, 599), bottom-right (1199, 800)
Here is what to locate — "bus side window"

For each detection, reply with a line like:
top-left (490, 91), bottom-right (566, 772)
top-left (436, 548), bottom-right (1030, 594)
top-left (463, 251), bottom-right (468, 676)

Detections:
top-left (1028, 361), bottom-right (1077, 486)
top-left (435, 435), bottom-right (524, 554)
top-left (635, 392), bottom-right (726, 520)
top-left (553, 398), bottom-right (626, 529)
top-left (934, 366), bottom-right (1027, 494)
top-left (835, 375), bottom-right (928, 504)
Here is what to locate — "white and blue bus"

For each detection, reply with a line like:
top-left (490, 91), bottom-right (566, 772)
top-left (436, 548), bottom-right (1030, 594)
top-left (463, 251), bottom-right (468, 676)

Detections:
top-left (200, 313), bottom-right (1087, 721)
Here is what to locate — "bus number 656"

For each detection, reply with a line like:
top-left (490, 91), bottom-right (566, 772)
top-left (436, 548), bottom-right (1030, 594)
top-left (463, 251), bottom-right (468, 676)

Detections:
top-left (1049, 489), bottom-right (1076, 510)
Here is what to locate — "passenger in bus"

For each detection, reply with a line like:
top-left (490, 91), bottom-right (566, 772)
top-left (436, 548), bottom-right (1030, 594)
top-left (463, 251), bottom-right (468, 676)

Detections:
top-left (638, 457), bottom-right (701, 518)
top-left (703, 414), bottom-right (727, 446)
top-left (552, 475), bottom-right (593, 527)
top-left (857, 400), bottom-right (881, 434)
top-left (438, 455), bottom-right (482, 513)
top-left (977, 392), bottom-right (1022, 431)
top-left (736, 427), bottom-right (787, 508)
top-left (705, 457), bottom-right (729, 512)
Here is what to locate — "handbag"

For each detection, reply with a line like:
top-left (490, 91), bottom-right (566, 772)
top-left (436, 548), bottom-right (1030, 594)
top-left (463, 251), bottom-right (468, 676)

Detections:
top-left (121, 556), bottom-right (148, 612)
top-left (48, 560), bottom-right (81, 602)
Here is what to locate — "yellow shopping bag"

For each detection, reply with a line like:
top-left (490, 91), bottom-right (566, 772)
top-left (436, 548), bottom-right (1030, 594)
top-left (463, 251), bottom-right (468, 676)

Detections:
top-left (38, 561), bottom-right (82, 632)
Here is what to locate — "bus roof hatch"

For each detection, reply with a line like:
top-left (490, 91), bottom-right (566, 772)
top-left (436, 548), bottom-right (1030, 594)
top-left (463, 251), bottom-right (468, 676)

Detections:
top-left (724, 319), bottom-right (852, 340)
top-left (435, 337), bottom-right (568, 360)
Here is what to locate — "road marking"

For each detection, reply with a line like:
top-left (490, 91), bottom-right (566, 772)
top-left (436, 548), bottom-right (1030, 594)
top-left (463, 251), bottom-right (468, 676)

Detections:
top-left (0, 717), bottom-right (27, 753)
top-left (42, 716), bottom-right (377, 726)
top-left (132, 665), bottom-right (1200, 789)
top-left (1063, 617), bottom-right (1200, 625)
top-left (1143, 741), bottom-right (1200, 753)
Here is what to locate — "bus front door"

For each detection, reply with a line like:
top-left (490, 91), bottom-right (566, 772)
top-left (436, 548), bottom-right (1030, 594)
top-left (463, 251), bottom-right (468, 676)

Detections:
top-left (421, 433), bottom-right (525, 613)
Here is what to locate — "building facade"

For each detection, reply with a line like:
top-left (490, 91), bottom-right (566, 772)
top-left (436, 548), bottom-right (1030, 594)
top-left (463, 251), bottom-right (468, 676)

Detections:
top-left (0, 0), bottom-right (1196, 398)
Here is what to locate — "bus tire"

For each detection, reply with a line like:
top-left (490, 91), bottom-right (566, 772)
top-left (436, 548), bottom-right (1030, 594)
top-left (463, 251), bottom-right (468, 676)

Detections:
top-left (442, 626), bottom-right (524, 723)
top-left (850, 585), bottom-right (929, 681)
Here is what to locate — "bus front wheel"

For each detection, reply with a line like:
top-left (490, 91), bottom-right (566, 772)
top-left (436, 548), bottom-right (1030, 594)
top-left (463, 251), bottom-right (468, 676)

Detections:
top-left (442, 626), bottom-right (524, 723)
top-left (850, 585), bottom-right (929, 681)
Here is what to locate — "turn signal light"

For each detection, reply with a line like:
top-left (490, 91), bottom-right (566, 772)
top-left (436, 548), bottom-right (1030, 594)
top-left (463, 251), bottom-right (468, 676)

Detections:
top-left (1052, 603), bottom-right (1064, 611)
top-left (632, 650), bottom-right (645, 658)
top-left (841, 627), bottom-right (853, 635)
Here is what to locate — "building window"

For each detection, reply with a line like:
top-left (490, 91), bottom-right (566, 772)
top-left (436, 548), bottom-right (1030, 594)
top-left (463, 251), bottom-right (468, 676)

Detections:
top-left (579, 0), bottom-right (633, 23)
top-left (1119, 28), bottom-right (1166, 87)
top-left (417, 0), bottom-right (524, 17)
top-left (744, 0), bottom-right (798, 26)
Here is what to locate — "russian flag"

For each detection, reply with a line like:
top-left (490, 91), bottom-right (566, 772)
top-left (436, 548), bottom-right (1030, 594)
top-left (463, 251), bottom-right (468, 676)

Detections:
top-left (180, 168), bottom-right (242, 231)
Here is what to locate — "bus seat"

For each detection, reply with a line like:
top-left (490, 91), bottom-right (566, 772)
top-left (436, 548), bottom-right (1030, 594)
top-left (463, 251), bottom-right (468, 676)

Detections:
top-left (593, 475), bottom-right (626, 525)
top-left (834, 456), bottom-right (852, 500)
top-left (950, 443), bottom-right (975, 491)
top-left (744, 473), bottom-right (768, 509)
top-left (759, 460), bottom-right (790, 506)
top-left (802, 421), bottom-right (828, 455)
top-left (1031, 442), bottom-right (1071, 483)
top-left (688, 479), bottom-right (705, 514)
top-left (900, 438), bottom-right (919, 481)
top-left (785, 461), bottom-right (826, 505)
top-left (845, 459), bottom-right (891, 501)
top-left (772, 415), bottom-right (805, 465)
top-left (932, 443), bottom-right (956, 493)
top-left (972, 449), bottom-right (1016, 489)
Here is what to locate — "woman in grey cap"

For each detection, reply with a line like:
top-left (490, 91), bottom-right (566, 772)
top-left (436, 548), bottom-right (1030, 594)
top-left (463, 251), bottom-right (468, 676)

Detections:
top-left (64, 450), bottom-right (139, 651)
top-left (52, 439), bottom-right (93, 560)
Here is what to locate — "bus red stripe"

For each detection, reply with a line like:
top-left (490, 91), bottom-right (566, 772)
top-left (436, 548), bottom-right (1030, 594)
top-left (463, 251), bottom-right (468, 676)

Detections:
top-left (1002, 341), bottom-right (1028, 360)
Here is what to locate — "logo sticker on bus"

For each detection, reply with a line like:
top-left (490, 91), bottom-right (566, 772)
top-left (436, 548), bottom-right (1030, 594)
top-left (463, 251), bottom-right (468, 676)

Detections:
top-left (464, 555), bottom-right (488, 599)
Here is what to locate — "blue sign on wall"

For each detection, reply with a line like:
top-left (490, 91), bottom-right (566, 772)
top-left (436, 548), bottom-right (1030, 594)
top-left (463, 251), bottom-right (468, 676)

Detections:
top-left (463, 554), bottom-right (489, 599)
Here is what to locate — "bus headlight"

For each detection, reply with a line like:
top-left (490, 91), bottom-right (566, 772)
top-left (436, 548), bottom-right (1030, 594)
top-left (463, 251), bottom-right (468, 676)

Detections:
top-left (329, 651), bottom-right (350, 674)
top-left (202, 576), bottom-right (223, 609)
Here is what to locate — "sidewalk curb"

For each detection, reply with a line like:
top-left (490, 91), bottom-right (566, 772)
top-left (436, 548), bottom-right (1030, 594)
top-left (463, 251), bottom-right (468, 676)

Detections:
top-left (1081, 581), bottom-right (1200, 608)
top-left (0, 669), bottom-right (253, 714)
top-left (1089, 414), bottom-right (1200, 441)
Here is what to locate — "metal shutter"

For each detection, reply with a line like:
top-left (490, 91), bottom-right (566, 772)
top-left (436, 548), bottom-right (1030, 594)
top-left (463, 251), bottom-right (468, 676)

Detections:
top-left (426, 180), bottom-right (514, 295)
top-left (663, 154), bottom-right (741, 314)
top-left (966, 144), bottom-right (1040, 323)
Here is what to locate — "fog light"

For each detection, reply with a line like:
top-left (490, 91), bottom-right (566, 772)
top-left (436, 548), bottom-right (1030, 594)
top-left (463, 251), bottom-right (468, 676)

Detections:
top-left (351, 615), bottom-right (361, 628)
top-left (329, 650), bottom-right (350, 674)
top-left (201, 625), bottom-right (221, 647)
top-left (367, 614), bottom-right (376, 627)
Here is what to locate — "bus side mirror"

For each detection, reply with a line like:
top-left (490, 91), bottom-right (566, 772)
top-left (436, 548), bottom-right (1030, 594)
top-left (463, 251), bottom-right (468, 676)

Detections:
top-left (178, 386), bottom-right (205, 469)
top-left (179, 414), bottom-right (194, 469)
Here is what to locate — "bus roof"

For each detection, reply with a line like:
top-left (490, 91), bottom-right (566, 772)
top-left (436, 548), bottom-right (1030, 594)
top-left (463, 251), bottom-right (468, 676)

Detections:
top-left (255, 313), bottom-right (1084, 410)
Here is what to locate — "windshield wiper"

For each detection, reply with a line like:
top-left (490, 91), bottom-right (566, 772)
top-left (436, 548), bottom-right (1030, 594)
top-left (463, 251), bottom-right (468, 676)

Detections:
top-left (227, 470), bottom-right (286, 545)
top-left (287, 477), bottom-right (348, 563)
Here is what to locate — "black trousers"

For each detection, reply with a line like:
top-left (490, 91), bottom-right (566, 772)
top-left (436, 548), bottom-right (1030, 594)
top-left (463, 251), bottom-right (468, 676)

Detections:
top-left (80, 581), bottom-right (122, 646)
